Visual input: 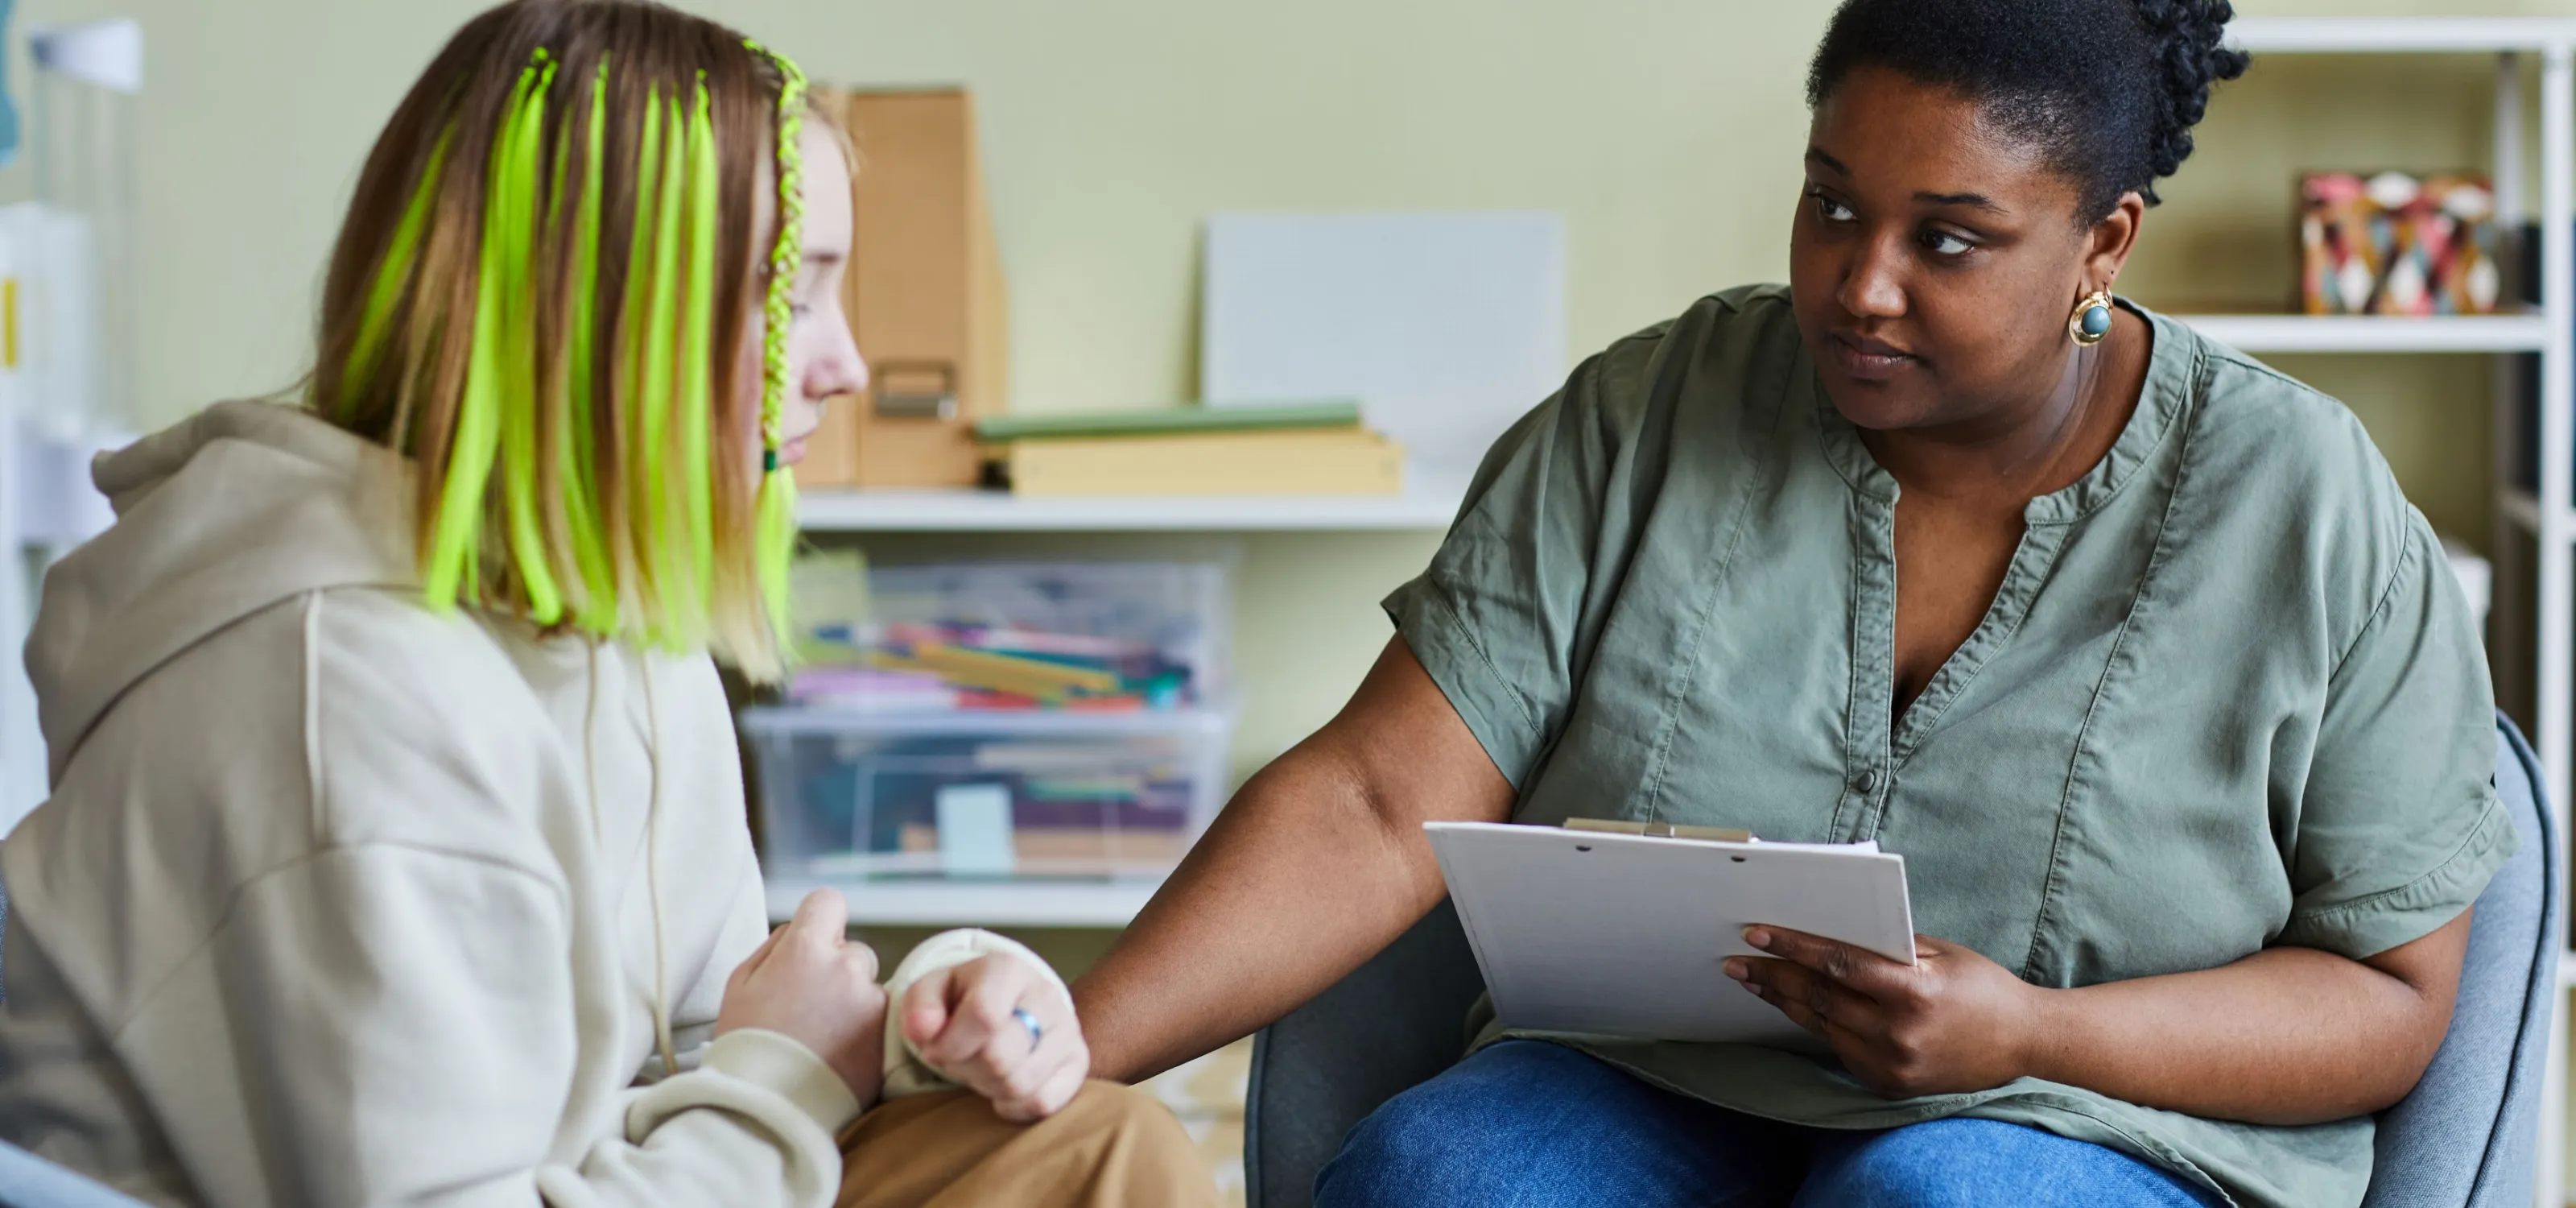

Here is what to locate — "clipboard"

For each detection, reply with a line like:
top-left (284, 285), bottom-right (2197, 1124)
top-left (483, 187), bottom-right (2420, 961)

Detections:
top-left (1424, 821), bottom-right (1915, 1047)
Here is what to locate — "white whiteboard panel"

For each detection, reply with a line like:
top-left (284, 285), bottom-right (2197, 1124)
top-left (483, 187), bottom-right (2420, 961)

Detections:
top-left (1202, 212), bottom-right (1565, 476)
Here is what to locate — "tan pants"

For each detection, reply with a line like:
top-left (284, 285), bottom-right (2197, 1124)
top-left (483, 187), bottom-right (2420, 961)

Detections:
top-left (837, 1082), bottom-right (1216, 1208)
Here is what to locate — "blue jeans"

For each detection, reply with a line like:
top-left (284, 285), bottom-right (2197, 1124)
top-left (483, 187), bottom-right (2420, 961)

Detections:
top-left (1315, 1040), bottom-right (2221, 1208)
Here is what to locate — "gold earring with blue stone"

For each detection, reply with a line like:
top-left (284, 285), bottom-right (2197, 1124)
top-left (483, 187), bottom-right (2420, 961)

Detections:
top-left (2069, 289), bottom-right (2114, 347)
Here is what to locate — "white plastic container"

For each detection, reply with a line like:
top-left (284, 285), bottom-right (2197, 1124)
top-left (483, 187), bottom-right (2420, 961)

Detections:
top-left (742, 705), bottom-right (1231, 883)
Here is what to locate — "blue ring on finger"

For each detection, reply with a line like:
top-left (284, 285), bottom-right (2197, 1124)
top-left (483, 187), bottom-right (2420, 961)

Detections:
top-left (1011, 1007), bottom-right (1044, 1049)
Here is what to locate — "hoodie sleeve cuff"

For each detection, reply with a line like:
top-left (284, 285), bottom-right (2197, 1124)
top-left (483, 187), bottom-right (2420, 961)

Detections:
top-left (881, 929), bottom-right (1068, 1098)
top-left (700, 1028), bottom-right (864, 1134)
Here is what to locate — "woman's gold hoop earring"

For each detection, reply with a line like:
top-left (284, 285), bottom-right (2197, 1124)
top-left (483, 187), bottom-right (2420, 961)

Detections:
top-left (2069, 290), bottom-right (2115, 347)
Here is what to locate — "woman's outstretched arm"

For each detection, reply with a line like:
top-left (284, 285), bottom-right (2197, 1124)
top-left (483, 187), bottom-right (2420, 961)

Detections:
top-left (1073, 637), bottom-right (1515, 1083)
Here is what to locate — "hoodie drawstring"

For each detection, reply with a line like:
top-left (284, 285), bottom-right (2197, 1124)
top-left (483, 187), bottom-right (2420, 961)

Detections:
top-left (583, 640), bottom-right (680, 1079)
top-left (638, 657), bottom-right (679, 1077)
top-left (582, 643), bottom-right (605, 843)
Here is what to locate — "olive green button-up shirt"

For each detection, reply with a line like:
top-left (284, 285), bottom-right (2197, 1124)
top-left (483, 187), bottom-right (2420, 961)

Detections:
top-left (1385, 284), bottom-right (2514, 1208)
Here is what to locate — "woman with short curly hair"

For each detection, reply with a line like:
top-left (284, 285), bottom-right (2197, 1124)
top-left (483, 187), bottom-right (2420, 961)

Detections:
top-left (1080, 3), bottom-right (2500, 1206)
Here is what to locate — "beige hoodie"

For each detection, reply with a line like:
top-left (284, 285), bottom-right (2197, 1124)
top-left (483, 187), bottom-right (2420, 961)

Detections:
top-left (0, 401), bottom-right (1055, 1206)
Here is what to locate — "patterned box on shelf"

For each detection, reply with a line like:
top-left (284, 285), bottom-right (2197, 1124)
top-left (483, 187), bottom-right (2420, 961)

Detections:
top-left (2300, 172), bottom-right (2502, 316)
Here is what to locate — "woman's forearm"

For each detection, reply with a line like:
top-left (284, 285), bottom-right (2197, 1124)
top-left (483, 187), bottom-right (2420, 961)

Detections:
top-left (2017, 915), bottom-right (2470, 1124)
top-left (1073, 639), bottom-right (1514, 1084)
top-left (1074, 744), bottom-right (1440, 1082)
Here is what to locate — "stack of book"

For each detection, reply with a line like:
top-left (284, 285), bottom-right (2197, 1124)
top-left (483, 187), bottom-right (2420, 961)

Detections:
top-left (975, 402), bottom-right (1402, 498)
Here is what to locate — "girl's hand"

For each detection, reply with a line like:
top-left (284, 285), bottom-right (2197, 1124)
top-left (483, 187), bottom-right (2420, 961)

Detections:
top-left (903, 953), bottom-right (1088, 1122)
top-left (717, 889), bottom-right (890, 1106)
top-left (1727, 926), bottom-right (2041, 1098)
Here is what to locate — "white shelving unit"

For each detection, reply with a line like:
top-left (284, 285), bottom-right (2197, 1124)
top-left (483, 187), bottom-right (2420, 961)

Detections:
top-left (2211, 19), bottom-right (2574, 1207)
top-left (797, 470), bottom-right (1472, 532)
top-left (2227, 17), bottom-right (2576, 56)
top-left (2172, 312), bottom-right (2551, 354)
top-left (766, 875), bottom-right (1164, 929)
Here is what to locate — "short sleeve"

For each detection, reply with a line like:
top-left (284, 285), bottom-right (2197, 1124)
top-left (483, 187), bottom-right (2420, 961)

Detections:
top-left (2277, 511), bottom-right (2516, 958)
top-left (1382, 349), bottom-right (1633, 790)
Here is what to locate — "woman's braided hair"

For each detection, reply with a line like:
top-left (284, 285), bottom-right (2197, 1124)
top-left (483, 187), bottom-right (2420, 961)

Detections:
top-left (1806, 0), bottom-right (2251, 221)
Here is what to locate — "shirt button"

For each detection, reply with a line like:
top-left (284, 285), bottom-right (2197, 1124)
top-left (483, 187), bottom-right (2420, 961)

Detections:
top-left (1855, 769), bottom-right (1882, 794)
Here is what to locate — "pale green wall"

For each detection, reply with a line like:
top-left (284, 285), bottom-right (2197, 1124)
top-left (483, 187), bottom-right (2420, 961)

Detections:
top-left (6, 0), bottom-right (2566, 777)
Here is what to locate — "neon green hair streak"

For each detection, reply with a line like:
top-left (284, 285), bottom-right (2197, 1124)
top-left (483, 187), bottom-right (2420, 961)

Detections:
top-left (494, 55), bottom-right (564, 623)
top-left (341, 134), bottom-right (450, 421)
top-left (422, 54), bottom-right (556, 614)
top-left (556, 64), bottom-right (617, 635)
top-left (623, 83), bottom-right (690, 638)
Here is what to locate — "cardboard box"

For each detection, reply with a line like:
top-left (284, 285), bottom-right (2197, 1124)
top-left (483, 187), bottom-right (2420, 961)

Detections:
top-left (801, 87), bottom-right (1009, 488)
top-left (998, 428), bottom-right (1405, 498)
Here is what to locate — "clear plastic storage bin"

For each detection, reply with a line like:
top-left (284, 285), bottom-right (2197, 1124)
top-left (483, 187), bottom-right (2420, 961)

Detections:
top-left (743, 706), bottom-right (1230, 881)
top-left (792, 560), bottom-right (1232, 712)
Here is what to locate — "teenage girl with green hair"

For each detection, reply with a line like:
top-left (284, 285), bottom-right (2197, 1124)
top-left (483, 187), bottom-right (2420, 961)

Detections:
top-left (0, 2), bottom-right (1210, 1205)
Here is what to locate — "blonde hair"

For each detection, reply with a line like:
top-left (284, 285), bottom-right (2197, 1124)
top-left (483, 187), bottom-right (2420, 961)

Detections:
top-left (308, 0), bottom-right (808, 681)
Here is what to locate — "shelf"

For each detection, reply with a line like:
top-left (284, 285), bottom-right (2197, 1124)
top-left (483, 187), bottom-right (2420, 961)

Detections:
top-left (765, 875), bottom-right (1162, 928)
top-left (2229, 18), bottom-right (2576, 56)
top-left (797, 470), bottom-right (1470, 532)
top-left (2507, 489), bottom-right (2550, 537)
top-left (2501, 490), bottom-right (2576, 544)
top-left (2172, 313), bottom-right (2550, 354)
top-left (741, 703), bottom-right (1232, 738)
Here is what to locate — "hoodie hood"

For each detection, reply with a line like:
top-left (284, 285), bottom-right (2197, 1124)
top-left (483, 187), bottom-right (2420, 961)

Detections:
top-left (28, 400), bottom-right (420, 784)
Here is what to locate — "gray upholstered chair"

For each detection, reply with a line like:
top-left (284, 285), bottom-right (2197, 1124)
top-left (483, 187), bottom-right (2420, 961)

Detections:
top-left (1245, 714), bottom-right (2565, 1208)
top-left (0, 1142), bottom-right (148, 1208)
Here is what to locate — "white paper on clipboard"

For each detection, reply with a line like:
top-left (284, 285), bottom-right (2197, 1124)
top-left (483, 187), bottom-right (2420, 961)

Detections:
top-left (1425, 821), bottom-right (1916, 1048)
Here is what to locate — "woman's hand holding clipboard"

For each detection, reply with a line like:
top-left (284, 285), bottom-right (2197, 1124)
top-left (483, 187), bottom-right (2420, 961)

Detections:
top-left (1726, 925), bottom-right (2042, 1097)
